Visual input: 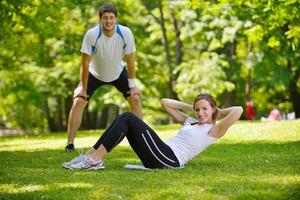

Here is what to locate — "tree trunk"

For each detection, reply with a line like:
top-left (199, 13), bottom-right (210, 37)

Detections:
top-left (157, 0), bottom-right (178, 100)
top-left (170, 10), bottom-right (183, 100)
top-left (288, 59), bottom-right (300, 118)
top-left (245, 67), bottom-right (251, 101)
top-left (141, 0), bottom-right (180, 100)
top-left (222, 92), bottom-right (236, 108)
top-left (88, 110), bottom-right (98, 129)
top-left (81, 105), bottom-right (89, 130)
top-left (157, 0), bottom-right (171, 67)
top-left (281, 25), bottom-right (300, 118)
top-left (107, 104), bottom-right (119, 125)
top-left (54, 96), bottom-right (64, 131)
top-left (44, 96), bottom-right (55, 132)
top-left (171, 11), bottom-right (183, 66)
top-left (222, 41), bottom-right (237, 107)
top-left (83, 106), bottom-right (99, 130)
top-left (98, 106), bottom-right (110, 129)
top-left (64, 95), bottom-right (73, 130)
top-left (245, 43), bottom-right (253, 101)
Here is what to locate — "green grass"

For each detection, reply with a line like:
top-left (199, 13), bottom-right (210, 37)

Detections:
top-left (1, 120), bottom-right (300, 200)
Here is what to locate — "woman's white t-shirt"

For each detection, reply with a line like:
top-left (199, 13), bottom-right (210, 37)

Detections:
top-left (80, 24), bottom-right (136, 82)
top-left (166, 117), bottom-right (217, 166)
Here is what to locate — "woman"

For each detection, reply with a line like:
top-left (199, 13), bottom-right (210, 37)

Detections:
top-left (63, 93), bottom-right (243, 170)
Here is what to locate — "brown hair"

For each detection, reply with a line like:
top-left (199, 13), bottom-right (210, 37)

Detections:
top-left (99, 3), bottom-right (118, 18)
top-left (193, 93), bottom-right (218, 122)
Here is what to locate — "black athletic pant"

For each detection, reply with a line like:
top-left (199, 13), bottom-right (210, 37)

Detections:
top-left (93, 112), bottom-right (180, 169)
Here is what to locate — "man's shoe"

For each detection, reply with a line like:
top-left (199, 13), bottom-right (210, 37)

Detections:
top-left (69, 155), bottom-right (105, 170)
top-left (62, 154), bottom-right (84, 169)
top-left (65, 143), bottom-right (75, 152)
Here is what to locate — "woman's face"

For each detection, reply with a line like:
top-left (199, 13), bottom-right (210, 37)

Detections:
top-left (194, 99), bottom-right (215, 124)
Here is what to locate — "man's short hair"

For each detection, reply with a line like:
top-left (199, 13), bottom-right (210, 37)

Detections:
top-left (99, 3), bottom-right (118, 18)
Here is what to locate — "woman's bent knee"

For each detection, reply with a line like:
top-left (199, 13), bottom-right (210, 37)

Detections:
top-left (120, 112), bottom-right (136, 119)
top-left (118, 112), bottom-right (140, 124)
top-left (73, 97), bottom-right (88, 107)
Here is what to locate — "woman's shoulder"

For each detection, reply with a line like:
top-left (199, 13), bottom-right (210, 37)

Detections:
top-left (183, 117), bottom-right (198, 125)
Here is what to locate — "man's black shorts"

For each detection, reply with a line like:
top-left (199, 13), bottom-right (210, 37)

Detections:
top-left (74, 68), bottom-right (130, 100)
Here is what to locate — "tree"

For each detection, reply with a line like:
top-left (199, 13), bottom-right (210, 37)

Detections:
top-left (231, 0), bottom-right (300, 117)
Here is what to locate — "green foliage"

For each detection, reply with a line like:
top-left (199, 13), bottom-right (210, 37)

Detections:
top-left (175, 53), bottom-right (234, 102)
top-left (0, 0), bottom-right (86, 129)
top-left (1, 0), bottom-right (300, 130)
top-left (239, 0), bottom-right (299, 114)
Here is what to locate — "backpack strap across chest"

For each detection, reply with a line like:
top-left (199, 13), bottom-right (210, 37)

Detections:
top-left (91, 24), bottom-right (126, 55)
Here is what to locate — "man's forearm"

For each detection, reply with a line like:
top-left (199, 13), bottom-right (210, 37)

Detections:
top-left (127, 63), bottom-right (135, 79)
top-left (80, 65), bottom-right (89, 90)
top-left (81, 53), bottom-right (90, 91)
top-left (125, 53), bottom-right (136, 78)
top-left (125, 53), bottom-right (136, 88)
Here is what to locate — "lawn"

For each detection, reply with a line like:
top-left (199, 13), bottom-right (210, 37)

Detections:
top-left (0, 120), bottom-right (299, 200)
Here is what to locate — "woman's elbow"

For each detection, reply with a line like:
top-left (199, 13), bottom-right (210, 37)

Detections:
top-left (236, 106), bottom-right (244, 118)
top-left (160, 98), bottom-right (169, 107)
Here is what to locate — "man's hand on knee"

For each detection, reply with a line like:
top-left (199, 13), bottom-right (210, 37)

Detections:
top-left (73, 86), bottom-right (88, 101)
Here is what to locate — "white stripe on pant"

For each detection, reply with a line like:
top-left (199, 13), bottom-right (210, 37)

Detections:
top-left (142, 131), bottom-right (177, 169)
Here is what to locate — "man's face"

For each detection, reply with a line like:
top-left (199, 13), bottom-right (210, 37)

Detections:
top-left (100, 12), bottom-right (117, 32)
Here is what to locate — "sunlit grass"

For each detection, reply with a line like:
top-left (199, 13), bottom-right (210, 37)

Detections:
top-left (0, 182), bottom-right (93, 194)
top-left (0, 120), bottom-right (299, 199)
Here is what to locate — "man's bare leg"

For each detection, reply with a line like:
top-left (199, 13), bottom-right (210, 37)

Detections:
top-left (127, 94), bottom-right (143, 119)
top-left (66, 97), bottom-right (88, 151)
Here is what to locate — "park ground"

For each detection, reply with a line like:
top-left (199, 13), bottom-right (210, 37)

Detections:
top-left (0, 120), bottom-right (299, 199)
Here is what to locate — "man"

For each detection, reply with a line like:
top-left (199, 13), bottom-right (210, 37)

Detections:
top-left (65, 3), bottom-right (143, 151)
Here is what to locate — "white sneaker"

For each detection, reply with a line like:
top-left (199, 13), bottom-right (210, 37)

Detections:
top-left (62, 154), bottom-right (84, 169)
top-left (69, 155), bottom-right (105, 170)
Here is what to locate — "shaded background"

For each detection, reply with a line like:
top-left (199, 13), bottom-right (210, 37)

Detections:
top-left (0, 0), bottom-right (299, 132)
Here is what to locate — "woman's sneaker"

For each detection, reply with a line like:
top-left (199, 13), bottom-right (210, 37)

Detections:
top-left (69, 155), bottom-right (105, 170)
top-left (62, 154), bottom-right (84, 169)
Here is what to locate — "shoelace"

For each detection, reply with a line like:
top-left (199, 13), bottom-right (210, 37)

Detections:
top-left (77, 147), bottom-right (84, 156)
top-left (84, 155), bottom-right (97, 164)
top-left (83, 155), bottom-right (103, 166)
top-left (68, 148), bottom-right (84, 165)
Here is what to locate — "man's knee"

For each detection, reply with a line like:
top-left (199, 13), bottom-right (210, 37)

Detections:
top-left (127, 94), bottom-right (141, 106)
top-left (73, 96), bottom-right (88, 108)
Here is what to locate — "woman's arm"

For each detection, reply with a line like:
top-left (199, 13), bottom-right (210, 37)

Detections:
top-left (209, 106), bottom-right (243, 138)
top-left (160, 99), bottom-right (194, 124)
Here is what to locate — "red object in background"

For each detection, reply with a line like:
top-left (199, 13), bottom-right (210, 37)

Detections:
top-left (246, 100), bottom-right (256, 120)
